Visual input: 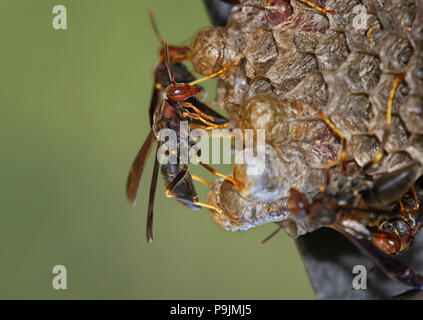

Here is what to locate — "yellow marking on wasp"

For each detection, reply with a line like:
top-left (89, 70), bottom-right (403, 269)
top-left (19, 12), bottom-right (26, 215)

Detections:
top-left (179, 101), bottom-right (216, 122)
top-left (183, 110), bottom-right (229, 129)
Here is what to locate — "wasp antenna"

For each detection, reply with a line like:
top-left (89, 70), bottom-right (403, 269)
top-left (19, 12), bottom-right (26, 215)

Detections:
top-left (148, 9), bottom-right (165, 45)
top-left (163, 42), bottom-right (176, 84)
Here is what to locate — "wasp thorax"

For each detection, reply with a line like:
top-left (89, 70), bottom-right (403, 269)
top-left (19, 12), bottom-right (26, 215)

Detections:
top-left (165, 83), bottom-right (201, 101)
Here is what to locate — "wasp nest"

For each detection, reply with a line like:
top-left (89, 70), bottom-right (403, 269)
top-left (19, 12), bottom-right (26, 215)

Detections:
top-left (191, 0), bottom-right (423, 236)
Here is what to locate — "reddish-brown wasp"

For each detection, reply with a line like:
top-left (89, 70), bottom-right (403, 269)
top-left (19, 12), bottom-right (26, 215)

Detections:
top-left (283, 70), bottom-right (423, 288)
top-left (259, 68), bottom-right (423, 288)
top-left (127, 12), bottom-right (240, 243)
top-left (287, 164), bottom-right (423, 289)
top-left (145, 10), bottom-right (192, 126)
top-left (369, 175), bottom-right (423, 256)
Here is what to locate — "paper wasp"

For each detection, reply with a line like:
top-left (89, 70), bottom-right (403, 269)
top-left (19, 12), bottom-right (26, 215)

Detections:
top-left (286, 163), bottom-right (423, 289)
top-left (285, 69), bottom-right (423, 288)
top-left (259, 69), bottom-right (423, 288)
top-left (369, 173), bottom-right (423, 256)
top-left (126, 12), bottom-right (239, 243)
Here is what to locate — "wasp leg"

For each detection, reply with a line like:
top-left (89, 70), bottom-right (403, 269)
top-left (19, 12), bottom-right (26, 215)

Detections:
top-left (179, 101), bottom-right (216, 122)
top-left (361, 73), bottom-right (414, 213)
top-left (192, 200), bottom-right (223, 214)
top-left (165, 192), bottom-right (222, 214)
top-left (189, 122), bottom-right (234, 135)
top-left (182, 110), bottom-right (229, 129)
top-left (196, 157), bottom-right (243, 189)
top-left (411, 184), bottom-right (420, 211)
top-left (385, 73), bottom-right (406, 141)
top-left (364, 72), bottom-right (406, 171)
top-left (164, 165), bottom-right (222, 213)
top-left (164, 166), bottom-right (222, 213)
top-left (188, 62), bottom-right (235, 86)
top-left (296, 0), bottom-right (335, 15)
top-left (268, 0), bottom-right (335, 15)
top-left (318, 110), bottom-right (347, 189)
top-left (260, 224), bottom-right (283, 245)
top-left (399, 199), bottom-right (405, 213)
top-left (181, 103), bottom-right (230, 129)
top-left (191, 175), bottom-right (211, 186)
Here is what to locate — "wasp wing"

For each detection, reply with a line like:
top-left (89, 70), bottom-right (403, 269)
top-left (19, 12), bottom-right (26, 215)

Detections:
top-left (146, 144), bottom-right (160, 243)
top-left (126, 129), bottom-right (156, 205)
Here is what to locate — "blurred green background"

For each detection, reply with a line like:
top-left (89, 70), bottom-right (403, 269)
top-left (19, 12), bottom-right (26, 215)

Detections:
top-left (0, 0), bottom-right (314, 299)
